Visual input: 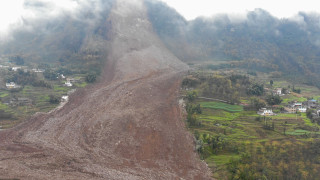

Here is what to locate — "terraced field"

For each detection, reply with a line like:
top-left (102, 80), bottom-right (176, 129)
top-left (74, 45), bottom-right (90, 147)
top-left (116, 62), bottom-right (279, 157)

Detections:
top-left (189, 100), bottom-right (320, 179)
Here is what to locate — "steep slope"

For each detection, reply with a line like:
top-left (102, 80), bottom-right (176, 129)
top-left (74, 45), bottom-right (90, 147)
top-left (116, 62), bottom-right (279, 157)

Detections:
top-left (0, 0), bottom-right (211, 179)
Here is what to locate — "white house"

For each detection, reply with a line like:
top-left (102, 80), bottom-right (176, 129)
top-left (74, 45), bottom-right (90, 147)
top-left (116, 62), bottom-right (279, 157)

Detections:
top-left (275, 88), bottom-right (282, 95)
top-left (6, 82), bottom-right (18, 89)
top-left (12, 67), bottom-right (21, 71)
top-left (257, 108), bottom-right (275, 116)
top-left (32, 68), bottom-right (45, 73)
top-left (297, 107), bottom-right (307, 113)
top-left (64, 81), bottom-right (72, 87)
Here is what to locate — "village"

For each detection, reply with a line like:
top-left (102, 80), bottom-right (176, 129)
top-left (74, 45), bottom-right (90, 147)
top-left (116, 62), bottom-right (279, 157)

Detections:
top-left (0, 55), bottom-right (90, 126)
top-left (257, 87), bottom-right (320, 118)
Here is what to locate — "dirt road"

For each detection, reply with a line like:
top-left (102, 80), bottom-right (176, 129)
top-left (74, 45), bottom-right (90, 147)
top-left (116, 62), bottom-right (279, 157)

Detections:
top-left (0, 0), bottom-right (212, 179)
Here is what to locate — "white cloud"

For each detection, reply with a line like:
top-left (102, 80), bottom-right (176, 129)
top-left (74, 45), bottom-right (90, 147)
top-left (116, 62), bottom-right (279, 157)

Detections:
top-left (0, 0), bottom-right (81, 35)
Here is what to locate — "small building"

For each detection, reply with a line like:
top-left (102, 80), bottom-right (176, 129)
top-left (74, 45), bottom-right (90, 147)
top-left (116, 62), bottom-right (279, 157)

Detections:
top-left (6, 82), bottom-right (17, 89)
top-left (12, 67), bottom-right (21, 71)
top-left (275, 88), bottom-right (282, 95)
top-left (257, 108), bottom-right (275, 116)
top-left (297, 107), bottom-right (307, 113)
top-left (64, 81), bottom-right (72, 87)
top-left (32, 68), bottom-right (45, 73)
top-left (286, 101), bottom-right (307, 113)
top-left (284, 106), bottom-right (296, 114)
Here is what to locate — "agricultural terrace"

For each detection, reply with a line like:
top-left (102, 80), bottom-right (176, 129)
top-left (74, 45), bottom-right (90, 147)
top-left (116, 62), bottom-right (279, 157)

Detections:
top-left (183, 71), bottom-right (320, 179)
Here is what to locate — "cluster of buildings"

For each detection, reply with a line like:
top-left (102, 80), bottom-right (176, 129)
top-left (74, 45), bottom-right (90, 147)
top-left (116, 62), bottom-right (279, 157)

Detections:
top-left (258, 99), bottom-right (320, 116)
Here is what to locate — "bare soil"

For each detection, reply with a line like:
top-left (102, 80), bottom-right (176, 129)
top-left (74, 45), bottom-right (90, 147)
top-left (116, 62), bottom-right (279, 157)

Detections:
top-left (0, 0), bottom-right (212, 179)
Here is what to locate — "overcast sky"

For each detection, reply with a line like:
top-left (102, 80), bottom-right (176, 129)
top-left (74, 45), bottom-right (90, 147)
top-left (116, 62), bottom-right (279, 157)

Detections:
top-left (0, 0), bottom-right (319, 34)
top-left (161, 0), bottom-right (319, 20)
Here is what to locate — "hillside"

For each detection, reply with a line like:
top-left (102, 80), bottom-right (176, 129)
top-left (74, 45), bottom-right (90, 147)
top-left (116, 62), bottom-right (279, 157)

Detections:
top-left (145, 1), bottom-right (320, 87)
top-left (0, 0), bottom-right (113, 66)
top-left (0, 0), bottom-right (211, 179)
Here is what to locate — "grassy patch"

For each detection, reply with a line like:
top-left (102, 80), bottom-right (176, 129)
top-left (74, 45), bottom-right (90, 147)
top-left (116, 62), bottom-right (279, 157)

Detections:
top-left (0, 92), bottom-right (8, 98)
top-left (286, 129), bottom-right (311, 135)
top-left (0, 102), bottom-right (9, 110)
top-left (208, 154), bottom-right (240, 166)
top-left (200, 101), bottom-right (243, 112)
top-left (75, 82), bottom-right (87, 88)
top-left (282, 94), bottom-right (307, 104)
top-left (53, 85), bottom-right (69, 92)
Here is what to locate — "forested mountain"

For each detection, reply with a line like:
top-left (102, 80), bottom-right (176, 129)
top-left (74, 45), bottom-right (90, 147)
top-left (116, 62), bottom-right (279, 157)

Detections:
top-left (145, 0), bottom-right (320, 87)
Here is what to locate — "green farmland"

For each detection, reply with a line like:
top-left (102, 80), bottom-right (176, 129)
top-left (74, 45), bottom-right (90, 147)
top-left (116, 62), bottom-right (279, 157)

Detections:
top-left (188, 99), bottom-right (320, 179)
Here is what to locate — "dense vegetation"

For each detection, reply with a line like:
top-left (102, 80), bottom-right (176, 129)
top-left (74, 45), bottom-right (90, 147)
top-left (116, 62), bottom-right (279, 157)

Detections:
top-left (6, 69), bottom-right (52, 88)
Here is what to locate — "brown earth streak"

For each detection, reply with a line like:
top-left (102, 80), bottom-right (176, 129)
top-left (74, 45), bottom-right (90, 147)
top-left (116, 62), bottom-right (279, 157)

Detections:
top-left (0, 0), bottom-right (212, 179)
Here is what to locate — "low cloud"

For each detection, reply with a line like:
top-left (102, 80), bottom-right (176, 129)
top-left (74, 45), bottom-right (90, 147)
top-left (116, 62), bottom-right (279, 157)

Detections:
top-left (0, 0), bottom-right (113, 42)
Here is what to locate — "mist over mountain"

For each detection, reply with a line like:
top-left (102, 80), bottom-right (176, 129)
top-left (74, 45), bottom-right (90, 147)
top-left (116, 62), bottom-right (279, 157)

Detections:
top-left (1, 0), bottom-right (320, 86)
top-left (145, 0), bottom-right (320, 87)
top-left (0, 0), bottom-right (114, 64)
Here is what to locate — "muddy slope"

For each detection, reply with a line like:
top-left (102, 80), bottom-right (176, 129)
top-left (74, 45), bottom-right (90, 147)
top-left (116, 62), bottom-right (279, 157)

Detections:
top-left (0, 0), bottom-right (211, 179)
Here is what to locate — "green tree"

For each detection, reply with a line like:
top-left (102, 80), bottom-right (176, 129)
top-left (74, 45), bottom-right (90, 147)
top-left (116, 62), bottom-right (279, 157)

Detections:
top-left (306, 109), bottom-right (314, 120)
top-left (49, 95), bottom-right (60, 104)
top-left (247, 83), bottom-right (264, 96)
top-left (44, 70), bottom-right (58, 80)
top-left (266, 94), bottom-right (282, 105)
top-left (186, 91), bottom-right (197, 102)
top-left (250, 97), bottom-right (266, 110)
top-left (85, 74), bottom-right (97, 83)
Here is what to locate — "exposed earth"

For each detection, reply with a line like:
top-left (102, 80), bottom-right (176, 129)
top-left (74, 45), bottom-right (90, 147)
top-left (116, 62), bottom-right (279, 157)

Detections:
top-left (0, 0), bottom-right (212, 179)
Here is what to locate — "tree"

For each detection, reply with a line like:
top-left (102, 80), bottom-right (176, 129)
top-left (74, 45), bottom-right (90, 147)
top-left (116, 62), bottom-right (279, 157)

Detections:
top-left (282, 87), bottom-right (288, 94)
top-left (283, 121), bottom-right (287, 135)
top-left (49, 95), bottom-right (60, 104)
top-left (306, 109), bottom-right (314, 120)
top-left (186, 104), bottom-right (202, 114)
top-left (266, 94), bottom-right (282, 105)
top-left (44, 70), bottom-right (58, 80)
top-left (247, 83), bottom-right (264, 96)
top-left (250, 97), bottom-right (266, 110)
top-left (292, 85), bottom-right (301, 94)
top-left (186, 91), bottom-right (197, 102)
top-left (85, 74), bottom-right (96, 83)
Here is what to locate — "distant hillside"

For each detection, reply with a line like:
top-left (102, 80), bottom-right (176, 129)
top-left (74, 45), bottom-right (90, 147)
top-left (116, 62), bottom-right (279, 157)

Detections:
top-left (145, 0), bottom-right (320, 87)
top-left (0, 0), bottom-right (114, 67)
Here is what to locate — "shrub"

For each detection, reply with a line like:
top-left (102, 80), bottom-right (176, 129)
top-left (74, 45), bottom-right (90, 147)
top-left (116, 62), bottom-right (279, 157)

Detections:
top-left (49, 95), bottom-right (60, 104)
top-left (85, 74), bottom-right (96, 83)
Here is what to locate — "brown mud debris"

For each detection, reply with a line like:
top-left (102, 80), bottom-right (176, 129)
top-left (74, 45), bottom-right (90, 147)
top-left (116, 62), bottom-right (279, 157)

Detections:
top-left (0, 0), bottom-right (212, 179)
